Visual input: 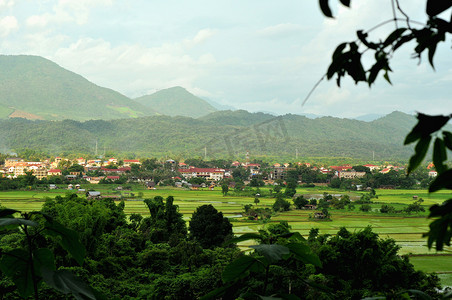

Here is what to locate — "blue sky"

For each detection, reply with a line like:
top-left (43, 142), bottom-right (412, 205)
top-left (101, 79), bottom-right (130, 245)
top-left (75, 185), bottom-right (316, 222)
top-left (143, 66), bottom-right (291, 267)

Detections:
top-left (0, 0), bottom-right (450, 118)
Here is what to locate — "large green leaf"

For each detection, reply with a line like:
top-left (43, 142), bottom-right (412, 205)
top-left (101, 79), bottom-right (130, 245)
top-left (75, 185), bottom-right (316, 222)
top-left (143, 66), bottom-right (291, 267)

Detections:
top-left (383, 28), bottom-right (407, 47)
top-left (407, 136), bottom-right (431, 174)
top-left (249, 244), bottom-right (290, 264)
top-left (44, 220), bottom-right (85, 265)
top-left (425, 217), bottom-right (451, 251)
top-left (285, 243), bottom-right (322, 267)
top-left (41, 269), bottom-right (96, 300)
top-left (319, 0), bottom-right (333, 18)
top-left (222, 255), bottom-right (261, 283)
top-left (0, 218), bottom-right (38, 228)
top-left (33, 248), bottom-right (56, 274)
top-left (225, 233), bottom-right (263, 246)
top-left (0, 209), bottom-right (19, 218)
top-left (339, 0), bottom-right (350, 7)
top-left (432, 138), bottom-right (447, 173)
top-left (429, 169), bottom-right (452, 192)
top-left (426, 0), bottom-right (452, 16)
top-left (443, 131), bottom-right (452, 150)
top-left (404, 113), bottom-right (450, 145)
top-left (424, 199), bottom-right (452, 250)
top-left (259, 295), bottom-right (302, 300)
top-left (405, 289), bottom-right (433, 300)
top-left (0, 249), bottom-right (35, 298)
top-left (199, 283), bottom-right (233, 300)
top-left (280, 231), bottom-right (306, 242)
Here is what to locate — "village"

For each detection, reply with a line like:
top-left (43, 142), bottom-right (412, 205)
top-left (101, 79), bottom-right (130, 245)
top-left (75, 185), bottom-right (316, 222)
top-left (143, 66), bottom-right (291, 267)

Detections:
top-left (0, 155), bottom-right (438, 190)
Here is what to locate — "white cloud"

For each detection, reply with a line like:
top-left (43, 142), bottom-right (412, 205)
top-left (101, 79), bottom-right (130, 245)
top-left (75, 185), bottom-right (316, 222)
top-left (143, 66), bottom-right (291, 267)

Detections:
top-left (51, 35), bottom-right (219, 98)
top-left (0, 16), bottom-right (18, 37)
top-left (25, 0), bottom-right (113, 28)
top-left (183, 29), bottom-right (217, 48)
top-left (258, 23), bottom-right (304, 38)
top-left (1, 0), bottom-right (449, 118)
top-left (26, 14), bottom-right (51, 27)
top-left (0, 0), bottom-right (15, 10)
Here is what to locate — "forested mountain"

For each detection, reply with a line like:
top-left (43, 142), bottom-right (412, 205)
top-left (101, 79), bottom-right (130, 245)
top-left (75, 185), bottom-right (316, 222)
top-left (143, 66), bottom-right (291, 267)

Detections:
top-left (135, 86), bottom-right (217, 118)
top-left (199, 110), bottom-right (274, 126)
top-left (0, 55), bottom-right (156, 120)
top-left (0, 110), bottom-right (419, 160)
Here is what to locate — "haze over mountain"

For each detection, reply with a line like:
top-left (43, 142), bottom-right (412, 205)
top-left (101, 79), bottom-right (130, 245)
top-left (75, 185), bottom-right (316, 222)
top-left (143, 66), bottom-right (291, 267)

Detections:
top-left (0, 55), bottom-right (157, 121)
top-left (135, 86), bottom-right (217, 118)
top-left (354, 113), bottom-right (385, 122)
top-left (0, 110), bottom-right (419, 160)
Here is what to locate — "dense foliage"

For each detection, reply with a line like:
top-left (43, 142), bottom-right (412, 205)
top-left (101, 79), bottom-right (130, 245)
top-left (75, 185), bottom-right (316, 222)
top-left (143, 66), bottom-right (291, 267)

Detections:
top-left (0, 194), bottom-right (239, 299)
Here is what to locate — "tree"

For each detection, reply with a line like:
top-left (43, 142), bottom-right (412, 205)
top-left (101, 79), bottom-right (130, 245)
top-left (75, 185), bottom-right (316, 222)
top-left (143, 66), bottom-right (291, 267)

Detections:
top-left (293, 195), bottom-right (309, 209)
top-left (360, 204), bottom-right (372, 212)
top-left (221, 184), bottom-right (229, 196)
top-left (318, 0), bottom-right (452, 250)
top-left (204, 222), bottom-right (322, 299)
top-left (309, 226), bottom-right (441, 299)
top-left (189, 205), bottom-right (233, 249)
top-left (141, 196), bottom-right (187, 243)
top-left (272, 194), bottom-right (291, 212)
top-left (380, 204), bottom-right (396, 214)
top-left (254, 197), bottom-right (260, 206)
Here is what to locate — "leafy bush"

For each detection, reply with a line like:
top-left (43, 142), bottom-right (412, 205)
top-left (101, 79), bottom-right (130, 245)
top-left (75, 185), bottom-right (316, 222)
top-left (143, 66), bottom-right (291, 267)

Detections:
top-left (360, 204), bottom-right (372, 212)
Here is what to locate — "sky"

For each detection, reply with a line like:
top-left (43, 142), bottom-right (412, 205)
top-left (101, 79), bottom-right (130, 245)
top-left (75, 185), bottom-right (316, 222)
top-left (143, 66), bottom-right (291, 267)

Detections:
top-left (0, 0), bottom-right (450, 118)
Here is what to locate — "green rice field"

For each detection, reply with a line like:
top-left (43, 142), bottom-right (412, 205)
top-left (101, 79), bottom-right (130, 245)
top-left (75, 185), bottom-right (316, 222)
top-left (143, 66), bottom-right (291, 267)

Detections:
top-left (1, 185), bottom-right (451, 286)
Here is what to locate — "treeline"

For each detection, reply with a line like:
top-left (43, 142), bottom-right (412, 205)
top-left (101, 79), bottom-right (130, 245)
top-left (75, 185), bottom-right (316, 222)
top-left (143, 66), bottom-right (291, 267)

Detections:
top-left (329, 167), bottom-right (433, 190)
top-left (0, 193), bottom-right (443, 299)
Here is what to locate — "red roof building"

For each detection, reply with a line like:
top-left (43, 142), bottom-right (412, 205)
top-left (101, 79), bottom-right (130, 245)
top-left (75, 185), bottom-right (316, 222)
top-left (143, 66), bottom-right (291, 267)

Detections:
top-left (48, 169), bottom-right (62, 176)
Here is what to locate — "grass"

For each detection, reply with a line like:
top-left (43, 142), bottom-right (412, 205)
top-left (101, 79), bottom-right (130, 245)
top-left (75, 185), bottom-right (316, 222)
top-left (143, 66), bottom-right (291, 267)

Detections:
top-left (0, 104), bottom-right (13, 118)
top-left (409, 255), bottom-right (452, 287)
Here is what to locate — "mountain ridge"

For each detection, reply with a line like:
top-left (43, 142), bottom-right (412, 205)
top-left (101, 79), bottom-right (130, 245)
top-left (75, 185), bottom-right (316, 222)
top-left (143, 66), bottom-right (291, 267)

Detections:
top-left (0, 55), bottom-right (157, 121)
top-left (135, 86), bottom-right (217, 118)
top-left (0, 110), bottom-right (417, 160)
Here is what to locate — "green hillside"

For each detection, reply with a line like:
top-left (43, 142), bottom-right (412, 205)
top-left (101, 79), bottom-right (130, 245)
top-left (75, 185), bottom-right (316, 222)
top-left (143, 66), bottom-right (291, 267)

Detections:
top-left (0, 111), bottom-right (418, 160)
top-left (199, 110), bottom-right (274, 126)
top-left (135, 86), bottom-right (217, 118)
top-left (0, 55), bottom-right (156, 120)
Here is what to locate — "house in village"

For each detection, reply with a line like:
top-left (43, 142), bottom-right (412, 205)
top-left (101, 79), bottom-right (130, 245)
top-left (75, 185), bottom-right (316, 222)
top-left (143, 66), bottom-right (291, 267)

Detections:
top-left (4, 157), bottom-right (24, 168)
top-left (48, 169), bottom-right (62, 176)
top-left (428, 170), bottom-right (438, 177)
top-left (86, 191), bottom-right (102, 199)
top-left (363, 164), bottom-right (379, 171)
top-left (178, 168), bottom-right (225, 181)
top-left (338, 170), bottom-right (366, 179)
top-left (123, 159), bottom-right (141, 167)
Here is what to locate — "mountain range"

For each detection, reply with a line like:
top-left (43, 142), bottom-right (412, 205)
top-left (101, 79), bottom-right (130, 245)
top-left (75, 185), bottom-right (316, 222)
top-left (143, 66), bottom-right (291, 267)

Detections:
top-left (135, 86), bottom-right (217, 118)
top-left (0, 55), bottom-right (219, 120)
top-left (0, 110), bottom-right (418, 160)
top-left (0, 55), bottom-right (422, 160)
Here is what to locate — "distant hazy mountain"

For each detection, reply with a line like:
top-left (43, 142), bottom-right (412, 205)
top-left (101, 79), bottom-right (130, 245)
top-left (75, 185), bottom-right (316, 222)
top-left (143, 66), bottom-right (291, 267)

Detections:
top-left (202, 98), bottom-right (236, 111)
top-left (135, 86), bottom-right (217, 118)
top-left (355, 113), bottom-right (384, 122)
top-left (0, 110), bottom-right (419, 160)
top-left (0, 55), bottom-right (155, 121)
top-left (298, 113), bottom-right (323, 119)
